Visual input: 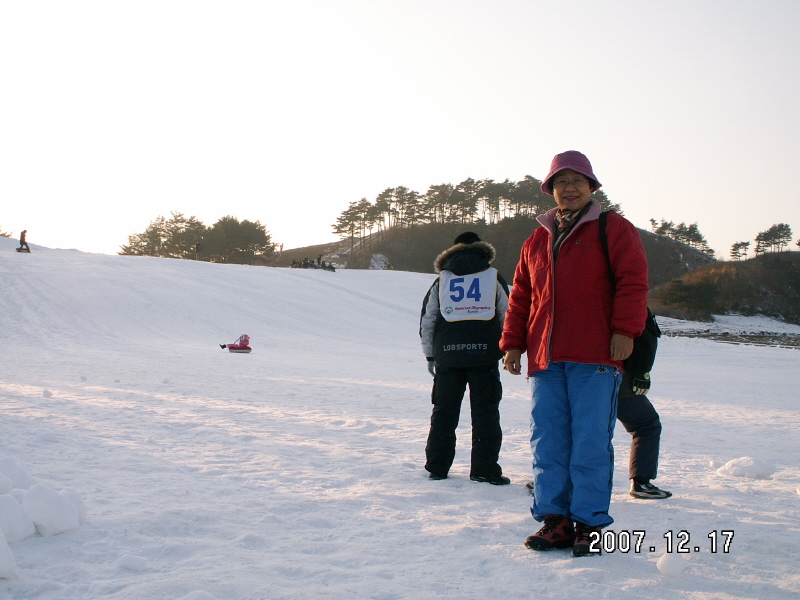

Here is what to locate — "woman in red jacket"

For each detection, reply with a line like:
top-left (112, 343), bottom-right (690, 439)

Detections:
top-left (501, 151), bottom-right (648, 557)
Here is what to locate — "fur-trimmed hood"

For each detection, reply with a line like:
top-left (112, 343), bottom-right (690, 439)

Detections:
top-left (434, 240), bottom-right (497, 275)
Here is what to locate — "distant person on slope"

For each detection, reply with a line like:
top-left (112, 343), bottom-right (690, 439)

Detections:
top-left (220, 334), bottom-right (251, 352)
top-left (419, 232), bottom-right (510, 485)
top-left (18, 230), bottom-right (30, 252)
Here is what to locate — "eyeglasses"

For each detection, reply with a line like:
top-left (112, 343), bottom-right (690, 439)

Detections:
top-left (552, 177), bottom-right (590, 188)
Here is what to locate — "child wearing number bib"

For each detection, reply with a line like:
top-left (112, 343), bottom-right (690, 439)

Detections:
top-left (419, 232), bottom-right (510, 485)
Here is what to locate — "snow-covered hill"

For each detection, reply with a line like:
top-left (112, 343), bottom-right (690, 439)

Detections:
top-left (1, 237), bottom-right (799, 599)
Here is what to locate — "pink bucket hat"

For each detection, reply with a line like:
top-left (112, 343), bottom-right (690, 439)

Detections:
top-left (541, 150), bottom-right (602, 195)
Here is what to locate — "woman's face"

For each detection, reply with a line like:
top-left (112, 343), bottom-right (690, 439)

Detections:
top-left (552, 169), bottom-right (592, 212)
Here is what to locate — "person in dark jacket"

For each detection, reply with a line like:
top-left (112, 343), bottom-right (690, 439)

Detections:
top-left (18, 230), bottom-right (30, 252)
top-left (420, 232), bottom-right (510, 485)
top-left (618, 372), bottom-right (672, 499)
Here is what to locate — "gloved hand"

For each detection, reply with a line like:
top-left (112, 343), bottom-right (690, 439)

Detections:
top-left (632, 373), bottom-right (651, 395)
top-left (427, 358), bottom-right (435, 377)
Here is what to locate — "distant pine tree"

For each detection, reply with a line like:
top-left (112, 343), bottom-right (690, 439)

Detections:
top-left (755, 223), bottom-right (793, 254)
top-left (203, 216), bottom-right (276, 265)
top-left (730, 241), bottom-right (750, 261)
top-left (591, 189), bottom-right (622, 214)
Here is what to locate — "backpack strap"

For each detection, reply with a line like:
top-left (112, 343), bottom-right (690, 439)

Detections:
top-left (598, 211), bottom-right (616, 294)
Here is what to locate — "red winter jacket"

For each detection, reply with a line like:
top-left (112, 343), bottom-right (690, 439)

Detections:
top-left (500, 200), bottom-right (649, 376)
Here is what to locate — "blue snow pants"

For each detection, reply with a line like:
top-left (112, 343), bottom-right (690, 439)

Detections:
top-left (529, 361), bottom-right (620, 528)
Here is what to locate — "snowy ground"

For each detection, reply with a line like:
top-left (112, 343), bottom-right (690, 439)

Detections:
top-left (1, 236), bottom-right (799, 600)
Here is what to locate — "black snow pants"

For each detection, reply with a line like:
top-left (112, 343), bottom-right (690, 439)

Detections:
top-left (425, 362), bottom-right (503, 479)
top-left (617, 370), bottom-right (663, 482)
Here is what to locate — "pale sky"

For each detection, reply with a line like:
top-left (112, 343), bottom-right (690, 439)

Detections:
top-left (2, 0), bottom-right (799, 258)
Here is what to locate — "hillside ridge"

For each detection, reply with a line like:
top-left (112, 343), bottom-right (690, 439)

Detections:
top-left (274, 217), bottom-right (714, 289)
top-left (274, 222), bottom-right (800, 325)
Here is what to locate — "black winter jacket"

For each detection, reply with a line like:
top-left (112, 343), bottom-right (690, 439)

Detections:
top-left (419, 241), bottom-right (509, 367)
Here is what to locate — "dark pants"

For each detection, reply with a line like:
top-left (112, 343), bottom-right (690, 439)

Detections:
top-left (617, 371), bottom-right (662, 482)
top-left (425, 363), bottom-right (503, 479)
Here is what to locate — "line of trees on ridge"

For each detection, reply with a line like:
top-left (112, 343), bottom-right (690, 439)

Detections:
top-left (330, 176), bottom-right (728, 259)
top-left (331, 177), bottom-right (800, 264)
top-left (331, 176), bottom-right (621, 250)
top-left (648, 219), bottom-right (715, 257)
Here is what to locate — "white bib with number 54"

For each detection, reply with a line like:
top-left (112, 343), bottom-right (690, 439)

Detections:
top-left (439, 268), bottom-right (498, 322)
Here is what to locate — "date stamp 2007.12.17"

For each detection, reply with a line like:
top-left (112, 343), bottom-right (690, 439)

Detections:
top-left (587, 530), bottom-right (735, 554)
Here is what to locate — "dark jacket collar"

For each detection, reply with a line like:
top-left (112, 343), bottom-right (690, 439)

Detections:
top-left (434, 241), bottom-right (496, 275)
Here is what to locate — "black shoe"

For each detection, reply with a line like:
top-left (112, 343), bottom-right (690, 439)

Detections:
top-left (630, 480), bottom-right (672, 499)
top-left (428, 472), bottom-right (447, 480)
top-left (470, 474), bottom-right (510, 486)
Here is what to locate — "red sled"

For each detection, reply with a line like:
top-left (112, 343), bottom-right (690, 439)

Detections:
top-left (220, 334), bottom-right (251, 353)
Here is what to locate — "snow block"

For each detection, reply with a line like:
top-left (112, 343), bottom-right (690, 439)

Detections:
top-left (0, 531), bottom-right (17, 580)
top-left (59, 488), bottom-right (87, 524)
top-left (716, 456), bottom-right (775, 479)
top-left (116, 554), bottom-right (148, 571)
top-left (0, 458), bottom-right (35, 490)
top-left (657, 552), bottom-right (686, 577)
top-left (0, 495), bottom-right (36, 543)
top-left (22, 484), bottom-right (80, 536)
